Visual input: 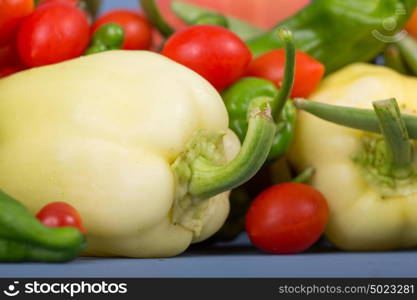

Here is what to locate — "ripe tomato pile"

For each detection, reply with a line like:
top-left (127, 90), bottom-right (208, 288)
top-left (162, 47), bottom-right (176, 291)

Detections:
top-left (0, 0), bottom-right (153, 76)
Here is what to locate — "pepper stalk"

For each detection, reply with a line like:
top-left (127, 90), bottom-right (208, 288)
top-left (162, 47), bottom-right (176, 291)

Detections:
top-left (171, 28), bottom-right (296, 229)
top-left (294, 98), bottom-right (417, 180)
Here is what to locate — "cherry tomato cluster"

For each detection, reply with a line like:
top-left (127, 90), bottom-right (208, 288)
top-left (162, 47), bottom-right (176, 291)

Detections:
top-left (0, 0), bottom-right (153, 77)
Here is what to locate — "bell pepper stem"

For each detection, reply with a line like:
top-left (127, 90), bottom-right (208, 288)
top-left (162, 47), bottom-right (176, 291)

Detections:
top-left (373, 99), bottom-right (414, 178)
top-left (140, 0), bottom-right (175, 38)
top-left (189, 97), bottom-right (276, 200)
top-left (294, 98), bottom-right (417, 140)
top-left (271, 28), bottom-right (296, 119)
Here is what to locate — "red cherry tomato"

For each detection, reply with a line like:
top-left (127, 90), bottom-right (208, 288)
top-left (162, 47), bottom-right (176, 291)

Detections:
top-left (91, 10), bottom-right (153, 50)
top-left (246, 50), bottom-right (325, 98)
top-left (36, 202), bottom-right (86, 234)
top-left (17, 2), bottom-right (89, 68)
top-left (0, 43), bottom-right (21, 67)
top-left (162, 25), bottom-right (252, 90)
top-left (246, 183), bottom-right (329, 254)
top-left (0, 0), bottom-right (34, 47)
top-left (0, 65), bottom-right (23, 78)
top-left (39, 0), bottom-right (78, 5)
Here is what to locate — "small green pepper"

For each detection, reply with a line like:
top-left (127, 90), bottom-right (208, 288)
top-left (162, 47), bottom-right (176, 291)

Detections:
top-left (0, 191), bottom-right (85, 262)
top-left (223, 29), bottom-right (296, 161)
top-left (396, 35), bottom-right (417, 76)
top-left (85, 23), bottom-right (125, 56)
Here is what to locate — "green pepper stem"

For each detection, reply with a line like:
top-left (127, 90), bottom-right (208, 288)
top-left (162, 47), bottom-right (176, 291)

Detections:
top-left (140, 0), bottom-right (174, 37)
top-left (373, 99), bottom-right (414, 178)
top-left (384, 45), bottom-right (408, 75)
top-left (292, 167), bottom-right (315, 183)
top-left (271, 28), bottom-right (296, 119)
top-left (294, 98), bottom-right (417, 140)
top-left (189, 97), bottom-right (276, 199)
top-left (396, 35), bottom-right (417, 76)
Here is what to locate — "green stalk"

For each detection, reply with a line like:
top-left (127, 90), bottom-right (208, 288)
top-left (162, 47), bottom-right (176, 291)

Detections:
top-left (384, 45), bottom-right (408, 75)
top-left (189, 97), bottom-right (276, 200)
top-left (292, 167), bottom-right (315, 184)
top-left (396, 35), bottom-right (417, 76)
top-left (294, 98), bottom-right (417, 140)
top-left (271, 28), bottom-right (296, 119)
top-left (373, 99), bottom-right (414, 178)
top-left (140, 0), bottom-right (175, 37)
top-left (171, 1), bottom-right (264, 40)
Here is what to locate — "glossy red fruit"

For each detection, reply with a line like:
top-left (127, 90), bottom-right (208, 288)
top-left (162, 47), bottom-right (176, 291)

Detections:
top-left (92, 9), bottom-right (153, 50)
top-left (246, 49), bottom-right (325, 98)
top-left (246, 183), bottom-right (329, 254)
top-left (17, 2), bottom-right (89, 67)
top-left (162, 25), bottom-right (252, 90)
top-left (36, 202), bottom-right (86, 234)
top-left (0, 0), bottom-right (34, 47)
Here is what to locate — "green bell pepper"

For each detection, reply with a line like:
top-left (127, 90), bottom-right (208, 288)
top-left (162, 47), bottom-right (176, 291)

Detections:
top-left (223, 29), bottom-right (296, 161)
top-left (0, 192), bottom-right (85, 262)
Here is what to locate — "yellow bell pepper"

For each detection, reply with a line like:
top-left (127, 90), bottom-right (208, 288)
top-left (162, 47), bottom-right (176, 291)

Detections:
top-left (0, 50), bottom-right (280, 258)
top-left (290, 63), bottom-right (417, 251)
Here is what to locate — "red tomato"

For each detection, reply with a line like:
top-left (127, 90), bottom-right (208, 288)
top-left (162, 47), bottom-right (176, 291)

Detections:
top-left (39, 0), bottom-right (78, 5)
top-left (158, 0), bottom-right (310, 30)
top-left (0, 43), bottom-right (20, 67)
top-left (17, 2), bottom-right (89, 67)
top-left (0, 0), bottom-right (34, 47)
top-left (246, 183), bottom-right (329, 254)
top-left (162, 25), bottom-right (252, 90)
top-left (406, 9), bottom-right (417, 39)
top-left (0, 65), bottom-right (22, 78)
top-left (91, 10), bottom-right (153, 50)
top-left (246, 50), bottom-right (325, 98)
top-left (36, 202), bottom-right (86, 234)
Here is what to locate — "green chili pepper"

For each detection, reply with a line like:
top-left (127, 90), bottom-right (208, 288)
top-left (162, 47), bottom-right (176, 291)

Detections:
top-left (0, 191), bottom-right (85, 262)
top-left (246, 0), bottom-right (417, 74)
top-left (384, 45), bottom-right (409, 74)
top-left (140, 0), bottom-right (175, 38)
top-left (396, 35), bottom-right (417, 76)
top-left (223, 28), bottom-right (296, 161)
top-left (170, 1), bottom-right (263, 40)
top-left (85, 23), bottom-right (125, 56)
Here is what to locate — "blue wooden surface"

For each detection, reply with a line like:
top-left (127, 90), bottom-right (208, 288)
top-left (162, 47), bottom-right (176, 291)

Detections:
top-left (1, 233), bottom-right (417, 278)
top-left (1, 0), bottom-right (417, 279)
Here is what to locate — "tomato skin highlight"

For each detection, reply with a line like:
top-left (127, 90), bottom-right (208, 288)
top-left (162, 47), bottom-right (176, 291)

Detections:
top-left (162, 25), bottom-right (252, 91)
top-left (38, 0), bottom-right (78, 5)
top-left (0, 0), bottom-right (34, 47)
top-left (36, 202), bottom-right (86, 234)
top-left (246, 183), bottom-right (329, 254)
top-left (17, 2), bottom-right (89, 67)
top-left (246, 50), bottom-right (325, 98)
top-left (92, 10), bottom-right (153, 50)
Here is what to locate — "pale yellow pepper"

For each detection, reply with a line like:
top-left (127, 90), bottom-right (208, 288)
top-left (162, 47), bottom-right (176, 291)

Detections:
top-left (0, 51), bottom-right (277, 258)
top-left (290, 63), bottom-right (417, 251)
